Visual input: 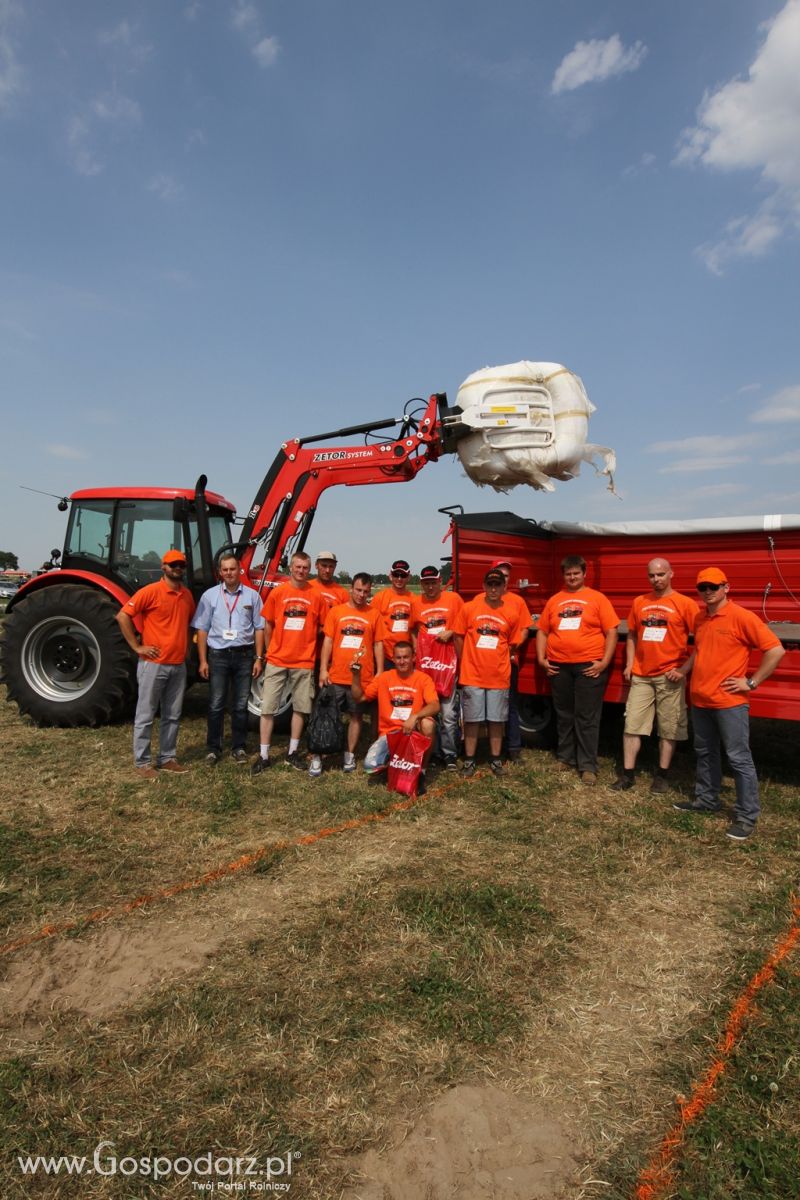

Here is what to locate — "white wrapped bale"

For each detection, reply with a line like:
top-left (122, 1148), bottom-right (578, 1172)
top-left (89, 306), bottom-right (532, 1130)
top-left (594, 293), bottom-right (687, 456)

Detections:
top-left (455, 361), bottom-right (616, 493)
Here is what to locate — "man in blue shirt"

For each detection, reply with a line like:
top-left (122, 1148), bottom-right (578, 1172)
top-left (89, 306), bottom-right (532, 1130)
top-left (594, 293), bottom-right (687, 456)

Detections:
top-left (192, 555), bottom-right (266, 764)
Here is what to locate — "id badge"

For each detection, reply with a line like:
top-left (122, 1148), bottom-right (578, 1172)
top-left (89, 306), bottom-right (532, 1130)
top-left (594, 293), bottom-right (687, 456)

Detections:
top-left (284, 616), bottom-right (306, 631)
top-left (392, 618), bottom-right (409, 632)
top-left (476, 634), bottom-right (498, 649)
top-left (391, 705), bottom-right (412, 720)
top-left (222, 629), bottom-right (238, 641)
top-left (559, 616), bottom-right (581, 630)
top-left (642, 626), bottom-right (667, 642)
top-left (341, 634), bottom-right (363, 649)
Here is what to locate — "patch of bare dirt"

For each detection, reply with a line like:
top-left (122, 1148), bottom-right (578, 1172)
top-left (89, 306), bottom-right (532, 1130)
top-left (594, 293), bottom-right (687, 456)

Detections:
top-left (343, 1084), bottom-right (581, 1200)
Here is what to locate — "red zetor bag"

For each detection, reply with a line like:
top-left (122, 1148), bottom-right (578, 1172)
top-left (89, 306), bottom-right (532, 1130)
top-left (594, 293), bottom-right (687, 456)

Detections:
top-left (386, 730), bottom-right (432, 797)
top-left (416, 628), bottom-right (458, 698)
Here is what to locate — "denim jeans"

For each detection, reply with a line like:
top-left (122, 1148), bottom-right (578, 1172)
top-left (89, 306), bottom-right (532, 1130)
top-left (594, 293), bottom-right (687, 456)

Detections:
top-left (133, 661), bottom-right (187, 767)
top-left (207, 646), bottom-right (255, 754)
top-left (436, 687), bottom-right (461, 762)
top-left (549, 661), bottom-right (608, 773)
top-left (692, 704), bottom-right (760, 827)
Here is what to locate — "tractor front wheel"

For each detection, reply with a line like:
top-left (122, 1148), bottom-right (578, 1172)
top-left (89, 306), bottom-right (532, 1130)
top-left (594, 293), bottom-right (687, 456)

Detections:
top-left (1, 585), bottom-right (136, 726)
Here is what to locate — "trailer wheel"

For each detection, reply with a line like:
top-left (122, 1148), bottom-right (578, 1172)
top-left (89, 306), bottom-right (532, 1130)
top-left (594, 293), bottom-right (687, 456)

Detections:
top-left (1, 585), bottom-right (136, 727)
top-left (517, 695), bottom-right (556, 749)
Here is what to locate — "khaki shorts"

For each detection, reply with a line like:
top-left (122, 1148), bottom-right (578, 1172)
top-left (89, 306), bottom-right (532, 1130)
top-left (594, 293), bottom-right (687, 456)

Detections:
top-left (624, 674), bottom-right (688, 741)
top-left (260, 664), bottom-right (315, 716)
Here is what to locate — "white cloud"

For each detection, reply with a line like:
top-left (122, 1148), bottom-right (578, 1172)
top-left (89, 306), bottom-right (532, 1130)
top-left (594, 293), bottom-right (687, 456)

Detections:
top-left (253, 36), bottom-right (279, 68)
top-left (46, 444), bottom-right (88, 460)
top-left (647, 434), bottom-right (760, 456)
top-left (676, 0), bottom-right (800, 270)
top-left (92, 92), bottom-right (142, 127)
top-left (750, 385), bottom-right (800, 423)
top-left (764, 449), bottom-right (800, 465)
top-left (66, 115), bottom-right (102, 176)
top-left (690, 483), bottom-right (749, 498)
top-left (0, 0), bottom-right (23, 111)
top-left (622, 152), bottom-right (656, 179)
top-left (148, 173), bottom-right (183, 202)
top-left (66, 91), bottom-right (141, 176)
top-left (551, 34), bottom-right (647, 95)
top-left (185, 127), bottom-right (206, 151)
top-left (659, 456), bottom-right (748, 474)
top-left (98, 19), bottom-right (153, 67)
top-left (231, 1), bottom-right (280, 68)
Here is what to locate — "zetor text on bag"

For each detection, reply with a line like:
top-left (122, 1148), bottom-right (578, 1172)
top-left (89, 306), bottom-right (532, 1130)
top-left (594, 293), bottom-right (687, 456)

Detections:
top-left (415, 628), bottom-right (458, 697)
top-left (386, 729), bottom-right (431, 796)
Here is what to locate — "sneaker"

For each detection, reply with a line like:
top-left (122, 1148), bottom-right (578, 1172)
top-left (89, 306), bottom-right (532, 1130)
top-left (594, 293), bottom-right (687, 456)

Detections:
top-left (611, 775), bottom-right (634, 792)
top-left (581, 772), bottom-right (597, 786)
top-left (650, 775), bottom-right (669, 795)
top-left (555, 760), bottom-right (574, 773)
top-left (308, 755), bottom-right (323, 779)
top-left (135, 765), bottom-right (159, 781)
top-left (205, 751), bottom-right (221, 767)
top-left (285, 751), bottom-right (306, 772)
top-left (672, 799), bottom-right (722, 814)
top-left (726, 822), bottom-right (755, 841)
top-left (231, 748), bottom-right (249, 764)
top-left (160, 760), bottom-right (188, 774)
top-left (490, 758), bottom-right (504, 777)
top-left (416, 772), bottom-right (427, 797)
top-left (250, 755), bottom-right (270, 776)
top-left (462, 759), bottom-right (476, 777)
top-left (444, 758), bottom-right (458, 773)
top-left (343, 752), bottom-right (357, 773)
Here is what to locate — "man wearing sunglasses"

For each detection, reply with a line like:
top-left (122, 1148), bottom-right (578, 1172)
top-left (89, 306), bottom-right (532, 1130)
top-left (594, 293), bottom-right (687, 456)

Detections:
top-left (117, 549), bottom-right (196, 779)
top-left (672, 567), bottom-right (785, 840)
top-left (372, 559), bottom-right (415, 667)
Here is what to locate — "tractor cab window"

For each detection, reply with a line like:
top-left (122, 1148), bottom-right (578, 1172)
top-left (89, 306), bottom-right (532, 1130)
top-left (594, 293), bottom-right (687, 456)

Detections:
top-left (65, 501), bottom-right (114, 565)
top-left (112, 501), bottom-right (186, 587)
top-left (186, 512), bottom-right (234, 581)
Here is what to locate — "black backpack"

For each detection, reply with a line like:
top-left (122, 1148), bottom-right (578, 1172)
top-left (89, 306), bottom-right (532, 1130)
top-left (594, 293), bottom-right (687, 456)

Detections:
top-left (307, 685), bottom-right (345, 754)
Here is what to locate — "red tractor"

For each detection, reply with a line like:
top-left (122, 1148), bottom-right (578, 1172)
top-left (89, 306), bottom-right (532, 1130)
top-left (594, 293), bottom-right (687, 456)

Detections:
top-left (1, 395), bottom-right (460, 726)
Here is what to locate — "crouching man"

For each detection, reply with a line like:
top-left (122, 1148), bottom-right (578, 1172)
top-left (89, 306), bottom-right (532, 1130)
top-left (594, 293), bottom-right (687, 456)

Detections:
top-left (350, 641), bottom-right (439, 795)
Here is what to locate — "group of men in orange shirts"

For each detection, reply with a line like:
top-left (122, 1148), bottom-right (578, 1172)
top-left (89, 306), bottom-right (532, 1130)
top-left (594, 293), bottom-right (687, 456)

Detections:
top-left (119, 545), bottom-right (784, 842)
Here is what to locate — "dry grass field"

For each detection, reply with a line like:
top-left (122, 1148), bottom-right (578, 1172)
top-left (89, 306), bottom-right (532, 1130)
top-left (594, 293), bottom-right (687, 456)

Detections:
top-left (1, 685), bottom-right (798, 1199)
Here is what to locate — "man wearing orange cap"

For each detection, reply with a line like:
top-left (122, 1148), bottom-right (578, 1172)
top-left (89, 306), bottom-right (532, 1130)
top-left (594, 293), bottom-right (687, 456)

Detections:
top-left (671, 567), bottom-right (785, 840)
top-left (116, 549), bottom-right (196, 779)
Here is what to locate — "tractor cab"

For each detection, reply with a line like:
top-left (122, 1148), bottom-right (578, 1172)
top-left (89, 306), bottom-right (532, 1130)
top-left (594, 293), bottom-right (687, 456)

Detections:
top-left (63, 482), bottom-right (237, 598)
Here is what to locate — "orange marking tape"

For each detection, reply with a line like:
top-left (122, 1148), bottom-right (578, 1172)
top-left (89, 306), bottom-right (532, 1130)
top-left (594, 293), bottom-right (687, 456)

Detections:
top-left (634, 895), bottom-right (800, 1200)
top-left (0, 771), bottom-right (474, 959)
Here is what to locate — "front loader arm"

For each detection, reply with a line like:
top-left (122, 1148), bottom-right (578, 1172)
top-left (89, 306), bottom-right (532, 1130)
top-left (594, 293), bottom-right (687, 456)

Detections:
top-left (236, 393), bottom-right (461, 582)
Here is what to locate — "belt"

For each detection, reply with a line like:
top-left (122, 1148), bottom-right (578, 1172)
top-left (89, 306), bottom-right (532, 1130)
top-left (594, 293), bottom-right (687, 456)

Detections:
top-left (209, 643), bottom-right (255, 653)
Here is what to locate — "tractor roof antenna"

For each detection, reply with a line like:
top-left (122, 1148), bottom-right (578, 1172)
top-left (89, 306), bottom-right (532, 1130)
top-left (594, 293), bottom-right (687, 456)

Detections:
top-left (20, 485), bottom-right (70, 511)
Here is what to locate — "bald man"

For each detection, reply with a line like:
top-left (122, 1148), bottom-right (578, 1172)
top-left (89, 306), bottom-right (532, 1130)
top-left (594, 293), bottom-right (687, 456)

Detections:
top-left (612, 558), bottom-right (699, 794)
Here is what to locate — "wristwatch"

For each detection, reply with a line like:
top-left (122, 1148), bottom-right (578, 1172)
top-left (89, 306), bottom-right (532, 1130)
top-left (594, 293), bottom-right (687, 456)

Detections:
top-left (746, 677), bottom-right (758, 690)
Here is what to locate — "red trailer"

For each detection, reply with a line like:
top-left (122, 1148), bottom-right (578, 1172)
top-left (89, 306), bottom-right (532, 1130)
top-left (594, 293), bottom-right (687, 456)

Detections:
top-left (447, 510), bottom-right (800, 744)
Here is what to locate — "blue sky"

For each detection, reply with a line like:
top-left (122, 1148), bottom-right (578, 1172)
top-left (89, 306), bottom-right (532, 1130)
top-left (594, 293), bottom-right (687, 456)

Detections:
top-left (2, 0), bottom-right (799, 573)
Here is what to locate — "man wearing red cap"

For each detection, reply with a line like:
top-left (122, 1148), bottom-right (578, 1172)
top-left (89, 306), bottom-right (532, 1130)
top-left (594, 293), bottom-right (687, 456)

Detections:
top-left (671, 567), bottom-right (784, 840)
top-left (116, 549), bottom-right (196, 778)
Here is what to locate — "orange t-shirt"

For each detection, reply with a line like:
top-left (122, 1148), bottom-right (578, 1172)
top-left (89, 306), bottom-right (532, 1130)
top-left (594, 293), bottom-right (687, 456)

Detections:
top-left (372, 587), bottom-right (416, 660)
top-left (454, 594), bottom-right (531, 689)
top-left (412, 589), bottom-right (464, 635)
top-left (324, 602), bottom-right (386, 686)
top-left (362, 668), bottom-right (439, 736)
top-left (122, 580), bottom-right (195, 665)
top-left (309, 577), bottom-right (350, 612)
top-left (690, 601), bottom-right (781, 709)
top-left (538, 587), bottom-right (619, 663)
top-left (262, 583), bottom-right (324, 669)
top-left (627, 591), bottom-right (699, 677)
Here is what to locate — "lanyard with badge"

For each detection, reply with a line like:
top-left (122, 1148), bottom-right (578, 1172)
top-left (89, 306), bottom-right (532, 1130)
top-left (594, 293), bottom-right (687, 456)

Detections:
top-left (221, 585), bottom-right (241, 641)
